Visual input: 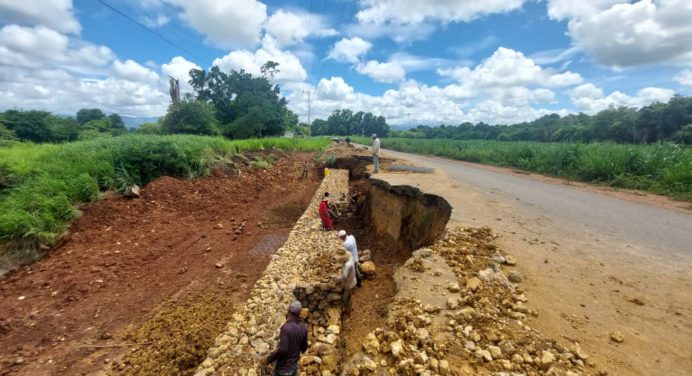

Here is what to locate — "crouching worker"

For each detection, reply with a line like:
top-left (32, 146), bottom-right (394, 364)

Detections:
top-left (319, 192), bottom-right (333, 230)
top-left (264, 301), bottom-right (308, 376)
top-left (332, 249), bottom-right (357, 316)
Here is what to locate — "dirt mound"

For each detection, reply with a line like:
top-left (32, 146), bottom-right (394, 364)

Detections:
top-left (0, 152), bottom-right (321, 375)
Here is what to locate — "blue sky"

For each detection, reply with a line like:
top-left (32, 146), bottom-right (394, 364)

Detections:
top-left (1, 0), bottom-right (691, 125)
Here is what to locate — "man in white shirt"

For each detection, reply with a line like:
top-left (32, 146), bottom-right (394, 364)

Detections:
top-left (338, 230), bottom-right (361, 287)
top-left (371, 134), bottom-right (380, 174)
top-left (333, 249), bottom-right (356, 316)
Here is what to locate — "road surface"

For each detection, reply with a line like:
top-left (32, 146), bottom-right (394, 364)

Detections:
top-left (381, 148), bottom-right (692, 259)
top-left (372, 146), bottom-right (692, 376)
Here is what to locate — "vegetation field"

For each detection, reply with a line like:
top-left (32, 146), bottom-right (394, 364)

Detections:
top-left (0, 135), bottom-right (329, 268)
top-left (353, 137), bottom-right (692, 200)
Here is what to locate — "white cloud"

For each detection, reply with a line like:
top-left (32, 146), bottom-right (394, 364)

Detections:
top-left (548, 0), bottom-right (692, 66)
top-left (356, 60), bottom-right (406, 83)
top-left (164, 0), bottom-right (267, 49)
top-left (0, 0), bottom-right (81, 34)
top-left (316, 77), bottom-right (355, 101)
top-left (264, 9), bottom-right (337, 47)
top-left (0, 25), bottom-right (114, 74)
top-left (141, 13), bottom-right (170, 28)
top-left (327, 37), bottom-right (372, 64)
top-left (212, 36), bottom-right (307, 83)
top-left (344, 21), bottom-right (437, 44)
top-left (570, 83), bottom-right (675, 113)
top-left (113, 59), bottom-right (160, 83)
top-left (161, 56), bottom-right (200, 92)
top-left (675, 69), bottom-right (692, 86)
top-left (389, 52), bottom-right (454, 72)
top-left (356, 0), bottom-right (527, 25)
top-left (438, 47), bottom-right (583, 88)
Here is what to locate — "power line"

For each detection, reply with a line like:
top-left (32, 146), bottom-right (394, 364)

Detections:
top-left (96, 0), bottom-right (207, 67)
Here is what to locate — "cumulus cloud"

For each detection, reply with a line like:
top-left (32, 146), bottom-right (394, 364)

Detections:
top-left (164, 0), bottom-right (267, 49)
top-left (0, 0), bottom-right (81, 34)
top-left (212, 36), bottom-right (307, 83)
top-left (675, 69), bottom-right (692, 86)
top-left (327, 37), bottom-right (372, 63)
top-left (356, 0), bottom-right (528, 25)
top-left (316, 77), bottom-right (355, 101)
top-left (0, 25), bottom-right (114, 74)
top-left (438, 47), bottom-right (583, 88)
top-left (548, 0), bottom-right (692, 66)
top-left (356, 61), bottom-right (406, 83)
top-left (569, 83), bottom-right (675, 113)
top-left (113, 59), bottom-right (160, 83)
top-left (264, 9), bottom-right (337, 47)
top-left (161, 56), bottom-right (200, 92)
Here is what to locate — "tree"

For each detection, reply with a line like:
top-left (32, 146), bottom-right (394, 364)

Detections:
top-left (76, 108), bottom-right (106, 125)
top-left (108, 114), bottom-right (127, 136)
top-left (2, 110), bottom-right (53, 142)
top-left (0, 119), bottom-right (16, 140)
top-left (188, 62), bottom-right (296, 138)
top-left (672, 124), bottom-right (692, 144)
top-left (47, 116), bottom-right (81, 142)
top-left (260, 60), bottom-right (280, 79)
top-left (138, 122), bottom-right (163, 135)
top-left (162, 99), bottom-right (220, 135)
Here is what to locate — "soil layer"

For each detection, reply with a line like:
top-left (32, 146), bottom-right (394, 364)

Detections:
top-left (0, 152), bottom-right (321, 376)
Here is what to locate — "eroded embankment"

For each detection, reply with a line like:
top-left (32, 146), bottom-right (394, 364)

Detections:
top-left (195, 170), bottom-right (352, 375)
top-left (195, 170), bottom-right (454, 376)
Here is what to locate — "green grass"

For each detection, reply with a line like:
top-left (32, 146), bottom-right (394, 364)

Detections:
top-left (0, 135), bottom-right (330, 270)
top-left (352, 137), bottom-right (692, 200)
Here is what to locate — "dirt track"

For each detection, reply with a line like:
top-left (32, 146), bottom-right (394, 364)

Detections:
top-left (376, 148), bottom-right (692, 376)
top-left (0, 152), bottom-right (321, 375)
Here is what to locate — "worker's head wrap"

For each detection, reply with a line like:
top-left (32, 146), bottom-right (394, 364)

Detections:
top-left (288, 300), bottom-right (302, 316)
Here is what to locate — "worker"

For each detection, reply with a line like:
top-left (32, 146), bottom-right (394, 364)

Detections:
top-left (371, 134), bottom-right (380, 174)
top-left (319, 192), bottom-right (333, 230)
top-left (338, 230), bottom-right (361, 288)
top-left (333, 248), bottom-right (357, 316)
top-left (264, 300), bottom-right (308, 376)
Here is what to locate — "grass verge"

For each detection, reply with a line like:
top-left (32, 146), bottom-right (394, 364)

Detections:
top-left (352, 137), bottom-right (692, 201)
top-left (0, 135), bottom-right (329, 271)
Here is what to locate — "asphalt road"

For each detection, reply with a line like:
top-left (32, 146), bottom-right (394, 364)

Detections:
top-left (378, 148), bottom-right (692, 259)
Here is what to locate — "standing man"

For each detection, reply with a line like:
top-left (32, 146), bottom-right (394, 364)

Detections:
top-left (333, 249), bottom-right (357, 316)
top-left (338, 230), bottom-right (361, 288)
top-left (264, 301), bottom-right (308, 376)
top-left (371, 134), bottom-right (380, 174)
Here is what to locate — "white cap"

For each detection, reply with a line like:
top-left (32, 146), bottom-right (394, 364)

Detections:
top-left (338, 230), bottom-right (347, 237)
top-left (289, 300), bottom-right (302, 314)
top-left (371, 133), bottom-right (377, 138)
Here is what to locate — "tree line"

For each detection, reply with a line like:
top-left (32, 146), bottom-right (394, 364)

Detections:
top-left (310, 109), bottom-right (390, 137)
top-left (0, 108), bottom-right (127, 143)
top-left (393, 95), bottom-right (692, 144)
top-left (0, 61), bottom-right (301, 143)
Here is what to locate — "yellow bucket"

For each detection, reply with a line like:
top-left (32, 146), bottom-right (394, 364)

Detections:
top-left (324, 167), bottom-right (330, 177)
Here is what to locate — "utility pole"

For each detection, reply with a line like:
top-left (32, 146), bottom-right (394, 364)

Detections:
top-left (304, 90), bottom-right (312, 137)
top-left (407, 113), bottom-right (411, 131)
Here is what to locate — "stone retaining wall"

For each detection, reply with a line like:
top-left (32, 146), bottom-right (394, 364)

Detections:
top-left (195, 170), bottom-right (350, 376)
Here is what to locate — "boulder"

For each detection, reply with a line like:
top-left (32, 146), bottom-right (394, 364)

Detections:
top-left (360, 261), bottom-right (376, 278)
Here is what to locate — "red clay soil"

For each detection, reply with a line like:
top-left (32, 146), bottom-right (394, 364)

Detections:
top-left (0, 152), bottom-right (322, 376)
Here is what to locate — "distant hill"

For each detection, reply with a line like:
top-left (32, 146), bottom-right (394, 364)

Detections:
top-left (122, 116), bottom-right (160, 129)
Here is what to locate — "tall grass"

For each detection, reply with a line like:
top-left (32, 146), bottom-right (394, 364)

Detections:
top-left (0, 135), bottom-right (330, 269)
top-left (353, 137), bottom-right (692, 200)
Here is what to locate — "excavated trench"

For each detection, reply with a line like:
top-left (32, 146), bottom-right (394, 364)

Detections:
top-left (192, 154), bottom-right (452, 375)
top-left (305, 162), bottom-right (453, 373)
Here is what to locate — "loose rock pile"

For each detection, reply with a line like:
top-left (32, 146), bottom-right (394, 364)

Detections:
top-left (194, 170), bottom-right (350, 376)
top-left (343, 227), bottom-right (597, 376)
